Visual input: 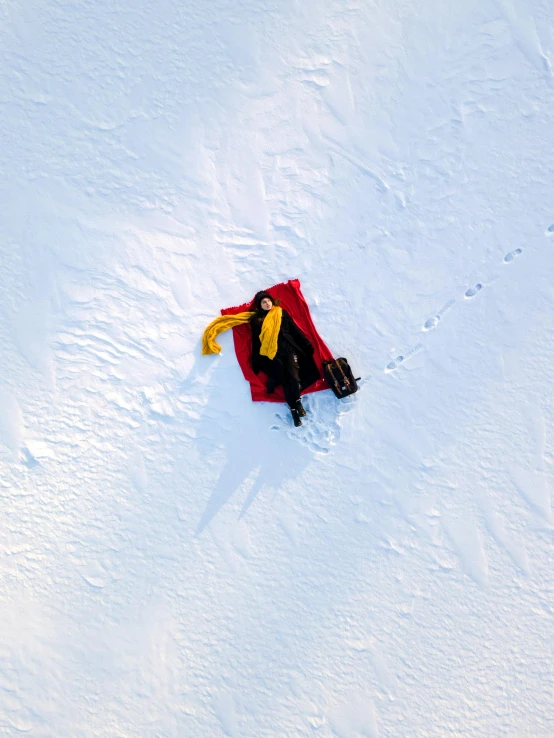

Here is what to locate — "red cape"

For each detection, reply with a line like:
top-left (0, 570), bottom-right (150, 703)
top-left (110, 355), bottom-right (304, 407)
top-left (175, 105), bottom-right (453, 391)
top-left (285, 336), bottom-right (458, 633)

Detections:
top-left (221, 279), bottom-right (333, 403)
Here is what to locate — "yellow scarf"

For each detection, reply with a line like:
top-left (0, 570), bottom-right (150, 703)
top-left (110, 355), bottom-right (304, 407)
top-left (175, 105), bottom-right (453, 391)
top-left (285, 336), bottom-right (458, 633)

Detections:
top-left (202, 305), bottom-right (282, 360)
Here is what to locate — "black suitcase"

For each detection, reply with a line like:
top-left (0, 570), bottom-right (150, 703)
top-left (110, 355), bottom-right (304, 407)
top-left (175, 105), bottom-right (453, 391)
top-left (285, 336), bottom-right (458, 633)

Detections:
top-left (322, 358), bottom-right (360, 399)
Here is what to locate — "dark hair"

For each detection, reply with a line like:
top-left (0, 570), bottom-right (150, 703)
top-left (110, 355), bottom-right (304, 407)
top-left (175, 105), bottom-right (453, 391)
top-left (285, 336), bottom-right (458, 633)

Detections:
top-left (250, 291), bottom-right (281, 324)
top-left (251, 291), bottom-right (281, 310)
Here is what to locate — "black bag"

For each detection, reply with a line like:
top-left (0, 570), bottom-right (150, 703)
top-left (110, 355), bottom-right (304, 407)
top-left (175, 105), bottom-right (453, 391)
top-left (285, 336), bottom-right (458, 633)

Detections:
top-left (322, 358), bottom-right (360, 399)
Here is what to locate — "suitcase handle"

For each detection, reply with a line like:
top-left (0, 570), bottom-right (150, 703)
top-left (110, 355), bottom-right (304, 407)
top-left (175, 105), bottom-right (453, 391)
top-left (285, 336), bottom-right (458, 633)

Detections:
top-left (334, 359), bottom-right (352, 389)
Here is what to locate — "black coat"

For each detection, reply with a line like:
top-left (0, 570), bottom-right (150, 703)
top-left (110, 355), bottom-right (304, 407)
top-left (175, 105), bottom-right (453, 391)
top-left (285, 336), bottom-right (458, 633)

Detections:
top-left (251, 309), bottom-right (321, 391)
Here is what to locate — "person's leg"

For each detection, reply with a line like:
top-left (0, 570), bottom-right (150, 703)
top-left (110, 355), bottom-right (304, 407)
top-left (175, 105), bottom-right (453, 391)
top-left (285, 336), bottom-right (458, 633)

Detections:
top-left (283, 352), bottom-right (302, 408)
top-left (266, 356), bottom-right (285, 395)
top-left (287, 352), bottom-right (306, 415)
top-left (283, 352), bottom-right (304, 426)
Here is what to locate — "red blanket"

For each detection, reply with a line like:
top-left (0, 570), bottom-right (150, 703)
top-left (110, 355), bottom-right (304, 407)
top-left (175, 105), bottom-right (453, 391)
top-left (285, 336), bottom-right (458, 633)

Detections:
top-left (221, 279), bottom-right (333, 403)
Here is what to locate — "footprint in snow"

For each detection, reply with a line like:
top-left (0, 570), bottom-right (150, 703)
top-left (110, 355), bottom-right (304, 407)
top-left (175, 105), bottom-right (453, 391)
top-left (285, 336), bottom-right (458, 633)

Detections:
top-left (422, 317), bottom-right (438, 331)
top-left (503, 248), bottom-right (522, 263)
top-left (386, 356), bottom-right (404, 372)
top-left (422, 299), bottom-right (455, 332)
top-left (385, 343), bottom-right (423, 373)
top-left (270, 392), bottom-right (355, 453)
top-left (464, 283), bottom-right (483, 299)
top-left (546, 224), bottom-right (554, 235)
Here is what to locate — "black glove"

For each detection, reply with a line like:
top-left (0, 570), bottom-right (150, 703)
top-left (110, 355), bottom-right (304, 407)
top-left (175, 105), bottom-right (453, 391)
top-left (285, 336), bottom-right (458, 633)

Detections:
top-left (266, 377), bottom-right (277, 394)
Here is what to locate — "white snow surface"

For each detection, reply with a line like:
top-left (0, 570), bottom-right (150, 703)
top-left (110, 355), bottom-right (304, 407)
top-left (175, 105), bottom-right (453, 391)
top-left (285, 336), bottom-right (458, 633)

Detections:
top-left (1, 0), bottom-right (554, 735)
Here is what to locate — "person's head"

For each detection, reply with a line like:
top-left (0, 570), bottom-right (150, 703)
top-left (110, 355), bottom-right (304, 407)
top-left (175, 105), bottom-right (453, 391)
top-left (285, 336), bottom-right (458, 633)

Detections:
top-left (260, 297), bottom-right (273, 311)
top-left (253, 291), bottom-right (276, 312)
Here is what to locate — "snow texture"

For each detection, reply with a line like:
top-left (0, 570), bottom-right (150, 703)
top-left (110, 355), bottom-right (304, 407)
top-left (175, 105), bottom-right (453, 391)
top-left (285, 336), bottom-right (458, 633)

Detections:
top-left (1, 0), bottom-right (554, 735)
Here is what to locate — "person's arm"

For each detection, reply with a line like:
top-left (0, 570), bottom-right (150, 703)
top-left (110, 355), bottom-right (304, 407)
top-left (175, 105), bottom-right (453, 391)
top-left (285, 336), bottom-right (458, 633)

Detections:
top-left (284, 311), bottom-right (314, 355)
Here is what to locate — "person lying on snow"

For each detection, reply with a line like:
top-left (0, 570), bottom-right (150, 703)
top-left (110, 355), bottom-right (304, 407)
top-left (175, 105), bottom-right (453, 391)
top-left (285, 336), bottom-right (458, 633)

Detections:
top-left (202, 289), bottom-right (321, 427)
top-left (249, 291), bottom-right (320, 427)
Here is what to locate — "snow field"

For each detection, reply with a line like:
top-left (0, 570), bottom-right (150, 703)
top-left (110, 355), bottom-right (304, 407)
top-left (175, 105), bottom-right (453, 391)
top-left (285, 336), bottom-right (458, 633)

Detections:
top-left (1, 0), bottom-right (554, 735)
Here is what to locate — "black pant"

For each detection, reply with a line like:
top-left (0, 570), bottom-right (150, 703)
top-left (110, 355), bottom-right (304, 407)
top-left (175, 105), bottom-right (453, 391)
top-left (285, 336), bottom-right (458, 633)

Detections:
top-left (282, 350), bottom-right (302, 409)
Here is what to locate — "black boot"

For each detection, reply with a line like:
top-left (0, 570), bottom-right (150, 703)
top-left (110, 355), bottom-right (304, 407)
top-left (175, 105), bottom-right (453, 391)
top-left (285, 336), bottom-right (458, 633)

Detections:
top-left (290, 407), bottom-right (302, 427)
top-left (295, 399), bottom-right (306, 417)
